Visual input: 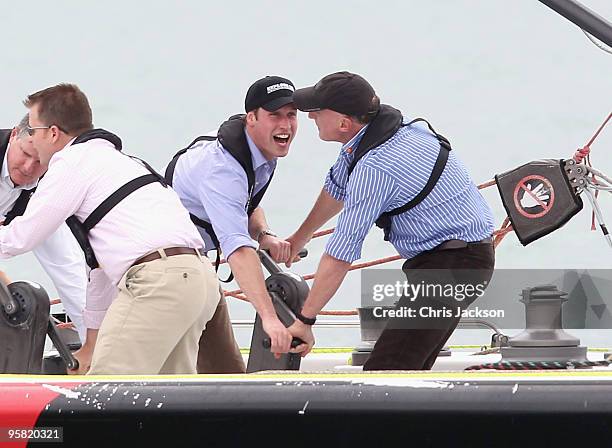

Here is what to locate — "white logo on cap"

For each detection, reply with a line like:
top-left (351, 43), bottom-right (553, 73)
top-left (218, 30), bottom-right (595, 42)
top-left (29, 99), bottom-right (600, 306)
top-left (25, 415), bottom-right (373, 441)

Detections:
top-left (267, 83), bottom-right (295, 94)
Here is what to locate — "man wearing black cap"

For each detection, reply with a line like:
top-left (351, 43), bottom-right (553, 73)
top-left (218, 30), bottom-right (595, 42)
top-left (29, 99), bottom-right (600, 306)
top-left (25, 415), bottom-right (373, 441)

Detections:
top-left (166, 76), bottom-right (299, 371)
top-left (286, 71), bottom-right (496, 371)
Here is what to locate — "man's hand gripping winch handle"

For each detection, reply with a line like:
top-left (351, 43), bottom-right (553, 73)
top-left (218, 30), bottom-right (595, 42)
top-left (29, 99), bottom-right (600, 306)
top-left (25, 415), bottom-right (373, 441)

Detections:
top-left (259, 247), bottom-right (309, 351)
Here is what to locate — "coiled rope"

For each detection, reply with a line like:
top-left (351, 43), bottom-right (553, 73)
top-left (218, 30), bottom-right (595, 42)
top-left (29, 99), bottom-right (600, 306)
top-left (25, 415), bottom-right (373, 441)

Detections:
top-left (465, 360), bottom-right (610, 370)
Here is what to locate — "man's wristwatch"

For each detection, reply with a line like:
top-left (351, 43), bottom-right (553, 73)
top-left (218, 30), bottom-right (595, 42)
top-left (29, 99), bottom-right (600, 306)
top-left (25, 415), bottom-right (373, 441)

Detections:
top-left (295, 310), bottom-right (316, 326)
top-left (257, 229), bottom-right (277, 242)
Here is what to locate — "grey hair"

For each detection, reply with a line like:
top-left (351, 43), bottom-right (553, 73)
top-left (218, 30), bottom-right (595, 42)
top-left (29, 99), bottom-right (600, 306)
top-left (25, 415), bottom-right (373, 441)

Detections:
top-left (15, 114), bottom-right (30, 139)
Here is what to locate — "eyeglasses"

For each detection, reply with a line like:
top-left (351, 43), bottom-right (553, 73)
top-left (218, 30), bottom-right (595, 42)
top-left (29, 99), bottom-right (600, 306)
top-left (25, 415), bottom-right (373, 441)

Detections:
top-left (26, 125), bottom-right (51, 136)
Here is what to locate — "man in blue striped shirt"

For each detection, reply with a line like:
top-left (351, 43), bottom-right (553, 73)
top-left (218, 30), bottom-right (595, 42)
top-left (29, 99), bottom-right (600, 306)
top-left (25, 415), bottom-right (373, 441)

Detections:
top-left (286, 72), bottom-right (496, 370)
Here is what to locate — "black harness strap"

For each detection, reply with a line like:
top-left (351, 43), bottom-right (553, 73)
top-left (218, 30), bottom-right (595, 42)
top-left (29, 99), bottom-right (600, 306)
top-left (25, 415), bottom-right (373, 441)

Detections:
top-left (72, 129), bottom-right (123, 150)
top-left (0, 128), bottom-right (163, 267)
top-left (347, 106), bottom-right (403, 177)
top-left (66, 130), bottom-right (166, 269)
top-left (0, 129), bottom-right (10, 163)
top-left (4, 190), bottom-right (35, 225)
top-left (374, 117), bottom-right (452, 241)
top-left (217, 115), bottom-right (257, 212)
top-left (250, 171), bottom-right (274, 213)
top-left (344, 108), bottom-right (452, 241)
top-left (189, 212), bottom-right (226, 280)
top-left (214, 114), bottom-right (272, 215)
top-left (0, 129), bottom-right (37, 226)
top-left (164, 135), bottom-right (217, 187)
top-left (405, 118), bottom-right (452, 151)
top-left (165, 115), bottom-right (276, 282)
top-left (164, 141), bottom-right (221, 250)
top-left (83, 174), bottom-right (159, 231)
top-left (68, 174), bottom-right (159, 269)
top-left (164, 135), bottom-right (228, 276)
top-left (65, 216), bottom-right (100, 269)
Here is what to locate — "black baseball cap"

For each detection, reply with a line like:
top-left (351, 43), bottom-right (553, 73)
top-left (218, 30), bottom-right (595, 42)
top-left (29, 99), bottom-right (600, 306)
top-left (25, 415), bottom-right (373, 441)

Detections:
top-left (244, 76), bottom-right (295, 112)
top-left (293, 71), bottom-right (378, 117)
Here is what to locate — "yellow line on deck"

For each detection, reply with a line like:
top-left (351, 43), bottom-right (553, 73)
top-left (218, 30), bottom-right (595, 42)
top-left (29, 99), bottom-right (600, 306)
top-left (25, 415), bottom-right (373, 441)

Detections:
top-left (2, 369), bottom-right (612, 383)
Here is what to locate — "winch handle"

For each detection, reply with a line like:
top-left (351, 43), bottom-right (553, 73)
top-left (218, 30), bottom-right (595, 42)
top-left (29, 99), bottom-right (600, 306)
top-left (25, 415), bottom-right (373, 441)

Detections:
top-left (258, 248), bottom-right (308, 276)
top-left (0, 280), bottom-right (18, 316)
top-left (262, 337), bottom-right (305, 349)
top-left (47, 318), bottom-right (79, 371)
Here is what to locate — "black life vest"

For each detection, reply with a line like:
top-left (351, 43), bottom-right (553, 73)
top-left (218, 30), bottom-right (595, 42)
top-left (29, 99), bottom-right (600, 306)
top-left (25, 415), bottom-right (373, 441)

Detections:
top-left (345, 105), bottom-right (452, 241)
top-left (165, 114), bottom-right (275, 273)
top-left (0, 129), bottom-right (36, 225)
top-left (65, 129), bottom-right (166, 269)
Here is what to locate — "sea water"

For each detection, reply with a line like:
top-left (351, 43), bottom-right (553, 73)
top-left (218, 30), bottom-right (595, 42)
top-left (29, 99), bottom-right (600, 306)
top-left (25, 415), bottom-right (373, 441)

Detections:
top-left (0, 0), bottom-right (611, 348)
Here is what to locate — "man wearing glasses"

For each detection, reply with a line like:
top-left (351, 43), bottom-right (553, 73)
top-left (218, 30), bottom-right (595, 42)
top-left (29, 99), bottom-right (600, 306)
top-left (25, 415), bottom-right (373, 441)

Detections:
top-left (0, 115), bottom-right (86, 341)
top-left (0, 84), bottom-right (220, 375)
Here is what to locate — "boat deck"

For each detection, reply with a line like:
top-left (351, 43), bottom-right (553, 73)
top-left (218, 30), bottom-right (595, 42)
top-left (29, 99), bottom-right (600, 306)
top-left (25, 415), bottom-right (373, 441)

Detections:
top-left (3, 348), bottom-right (611, 446)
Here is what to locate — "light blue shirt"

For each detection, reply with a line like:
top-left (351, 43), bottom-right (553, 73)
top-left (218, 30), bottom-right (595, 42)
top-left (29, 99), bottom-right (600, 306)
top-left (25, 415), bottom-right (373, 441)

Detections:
top-left (172, 129), bottom-right (276, 258)
top-left (323, 118), bottom-right (495, 263)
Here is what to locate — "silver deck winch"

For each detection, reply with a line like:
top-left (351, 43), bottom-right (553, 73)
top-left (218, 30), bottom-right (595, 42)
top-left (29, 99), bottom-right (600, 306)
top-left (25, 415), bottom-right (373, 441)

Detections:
top-left (501, 284), bottom-right (587, 362)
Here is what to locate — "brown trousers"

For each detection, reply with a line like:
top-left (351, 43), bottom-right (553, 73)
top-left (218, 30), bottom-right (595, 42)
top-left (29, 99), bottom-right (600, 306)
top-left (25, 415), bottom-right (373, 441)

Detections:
top-left (364, 242), bottom-right (495, 371)
top-left (196, 288), bottom-right (246, 373)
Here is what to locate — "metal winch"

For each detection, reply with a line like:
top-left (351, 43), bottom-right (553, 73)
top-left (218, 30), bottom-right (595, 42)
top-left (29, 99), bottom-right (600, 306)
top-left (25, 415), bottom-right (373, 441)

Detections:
top-left (501, 284), bottom-right (587, 362)
top-left (246, 249), bottom-right (309, 373)
top-left (0, 280), bottom-right (78, 373)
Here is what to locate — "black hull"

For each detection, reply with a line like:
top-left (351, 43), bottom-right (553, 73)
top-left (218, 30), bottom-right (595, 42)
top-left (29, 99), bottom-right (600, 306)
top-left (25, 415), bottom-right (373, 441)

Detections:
top-left (3, 374), bottom-right (612, 447)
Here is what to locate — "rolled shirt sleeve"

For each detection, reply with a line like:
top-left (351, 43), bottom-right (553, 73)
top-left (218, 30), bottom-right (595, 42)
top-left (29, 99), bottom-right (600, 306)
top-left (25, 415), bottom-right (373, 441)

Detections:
top-left (325, 166), bottom-right (397, 263)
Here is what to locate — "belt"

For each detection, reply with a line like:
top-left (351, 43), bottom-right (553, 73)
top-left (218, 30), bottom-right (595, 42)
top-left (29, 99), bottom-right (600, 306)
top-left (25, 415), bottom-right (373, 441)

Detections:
top-left (131, 246), bottom-right (200, 267)
top-left (436, 237), bottom-right (493, 251)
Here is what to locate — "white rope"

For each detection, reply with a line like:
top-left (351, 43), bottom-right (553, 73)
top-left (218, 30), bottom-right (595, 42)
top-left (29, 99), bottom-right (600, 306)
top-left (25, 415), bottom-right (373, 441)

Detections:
top-left (586, 166), bottom-right (612, 186)
top-left (583, 187), bottom-right (612, 248)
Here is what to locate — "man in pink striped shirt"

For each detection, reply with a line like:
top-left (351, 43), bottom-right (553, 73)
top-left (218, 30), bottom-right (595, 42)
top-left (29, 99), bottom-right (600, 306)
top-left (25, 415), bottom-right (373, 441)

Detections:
top-left (0, 84), bottom-right (221, 375)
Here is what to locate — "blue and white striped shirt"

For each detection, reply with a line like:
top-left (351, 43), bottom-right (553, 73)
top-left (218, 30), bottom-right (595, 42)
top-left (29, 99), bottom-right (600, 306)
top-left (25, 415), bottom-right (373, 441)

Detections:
top-left (172, 130), bottom-right (276, 258)
top-left (323, 118), bottom-right (495, 263)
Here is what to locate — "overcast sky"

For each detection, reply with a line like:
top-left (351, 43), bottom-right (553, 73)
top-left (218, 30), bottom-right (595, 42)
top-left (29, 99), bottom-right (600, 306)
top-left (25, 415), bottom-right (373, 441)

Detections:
top-left (1, 1), bottom-right (610, 309)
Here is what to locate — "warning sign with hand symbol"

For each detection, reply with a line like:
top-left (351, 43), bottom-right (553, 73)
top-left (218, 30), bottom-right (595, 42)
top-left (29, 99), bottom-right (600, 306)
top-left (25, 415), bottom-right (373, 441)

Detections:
top-left (513, 175), bottom-right (555, 218)
top-left (495, 160), bottom-right (583, 246)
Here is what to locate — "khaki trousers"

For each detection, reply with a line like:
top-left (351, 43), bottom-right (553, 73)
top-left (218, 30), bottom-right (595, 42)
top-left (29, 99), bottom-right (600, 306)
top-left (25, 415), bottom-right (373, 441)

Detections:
top-left (89, 252), bottom-right (220, 375)
top-left (196, 288), bottom-right (246, 374)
